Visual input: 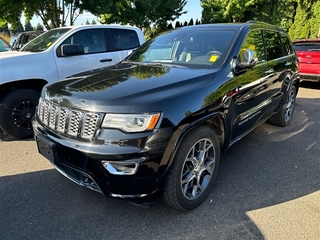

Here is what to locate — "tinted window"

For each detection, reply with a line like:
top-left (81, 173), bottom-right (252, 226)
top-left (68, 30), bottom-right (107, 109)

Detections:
top-left (239, 30), bottom-right (266, 64)
top-left (111, 29), bottom-right (140, 50)
top-left (264, 31), bottom-right (283, 60)
top-left (62, 29), bottom-right (106, 54)
top-left (293, 41), bottom-right (320, 51)
top-left (281, 33), bottom-right (294, 55)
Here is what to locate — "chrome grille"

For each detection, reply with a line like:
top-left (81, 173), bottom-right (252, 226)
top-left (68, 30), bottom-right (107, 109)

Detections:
top-left (57, 108), bottom-right (68, 133)
top-left (37, 98), bottom-right (103, 140)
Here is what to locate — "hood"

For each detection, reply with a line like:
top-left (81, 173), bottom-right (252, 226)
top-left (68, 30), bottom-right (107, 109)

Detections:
top-left (44, 63), bottom-right (215, 113)
top-left (0, 50), bottom-right (37, 60)
top-left (0, 51), bottom-right (52, 83)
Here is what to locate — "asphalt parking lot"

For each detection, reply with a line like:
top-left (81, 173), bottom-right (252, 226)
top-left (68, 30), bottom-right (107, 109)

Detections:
top-left (1, 82), bottom-right (319, 240)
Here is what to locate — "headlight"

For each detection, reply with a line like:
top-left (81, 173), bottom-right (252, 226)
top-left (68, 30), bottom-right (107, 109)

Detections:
top-left (101, 113), bottom-right (160, 132)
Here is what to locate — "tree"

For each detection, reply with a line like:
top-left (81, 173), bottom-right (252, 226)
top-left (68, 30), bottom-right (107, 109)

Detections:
top-left (25, 21), bottom-right (33, 31)
top-left (200, 0), bottom-right (296, 27)
top-left (35, 22), bottom-right (44, 31)
top-left (11, 22), bottom-right (25, 34)
top-left (289, 0), bottom-right (320, 39)
top-left (175, 21), bottom-right (181, 28)
top-left (0, 23), bottom-right (11, 35)
top-left (98, 0), bottom-right (187, 33)
top-left (91, 19), bottom-right (97, 25)
top-left (0, 0), bottom-right (107, 30)
top-left (195, 19), bottom-right (201, 25)
top-left (85, 19), bottom-right (90, 25)
top-left (200, 0), bottom-right (319, 39)
top-left (188, 18), bottom-right (194, 26)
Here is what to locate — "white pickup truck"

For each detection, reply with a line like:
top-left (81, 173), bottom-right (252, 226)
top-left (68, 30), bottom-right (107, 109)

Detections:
top-left (0, 25), bottom-right (145, 140)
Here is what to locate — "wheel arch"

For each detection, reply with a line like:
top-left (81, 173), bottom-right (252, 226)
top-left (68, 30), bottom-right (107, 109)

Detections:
top-left (0, 79), bottom-right (48, 101)
top-left (160, 111), bottom-right (226, 177)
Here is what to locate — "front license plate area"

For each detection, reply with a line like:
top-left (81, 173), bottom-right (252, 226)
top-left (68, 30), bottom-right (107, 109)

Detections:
top-left (36, 135), bottom-right (59, 164)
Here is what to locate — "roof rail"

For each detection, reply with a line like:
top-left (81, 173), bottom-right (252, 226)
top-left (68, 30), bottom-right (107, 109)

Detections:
top-left (246, 20), bottom-right (257, 23)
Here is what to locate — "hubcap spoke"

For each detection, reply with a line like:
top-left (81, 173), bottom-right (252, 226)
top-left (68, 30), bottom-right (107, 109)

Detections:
top-left (181, 138), bottom-right (216, 200)
top-left (285, 91), bottom-right (295, 120)
top-left (12, 101), bottom-right (36, 129)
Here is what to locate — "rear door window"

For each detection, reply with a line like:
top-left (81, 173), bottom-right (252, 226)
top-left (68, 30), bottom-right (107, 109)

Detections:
top-left (264, 31), bottom-right (283, 60)
top-left (281, 33), bottom-right (294, 55)
top-left (110, 29), bottom-right (140, 50)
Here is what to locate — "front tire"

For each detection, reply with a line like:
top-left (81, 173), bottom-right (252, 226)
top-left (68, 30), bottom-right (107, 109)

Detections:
top-left (162, 126), bottom-right (220, 211)
top-left (269, 85), bottom-right (296, 127)
top-left (0, 89), bottom-right (40, 140)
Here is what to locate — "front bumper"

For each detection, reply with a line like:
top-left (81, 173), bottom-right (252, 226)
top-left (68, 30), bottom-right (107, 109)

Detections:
top-left (33, 117), bottom-right (172, 204)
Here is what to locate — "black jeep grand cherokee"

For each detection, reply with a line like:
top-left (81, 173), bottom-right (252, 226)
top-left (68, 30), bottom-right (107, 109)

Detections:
top-left (33, 21), bottom-right (299, 211)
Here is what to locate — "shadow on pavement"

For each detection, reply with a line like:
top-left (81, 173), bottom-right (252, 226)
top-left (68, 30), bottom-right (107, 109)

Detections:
top-left (0, 96), bottom-right (319, 239)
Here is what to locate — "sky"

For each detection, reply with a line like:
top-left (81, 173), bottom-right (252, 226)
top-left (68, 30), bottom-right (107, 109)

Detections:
top-left (24, 0), bottom-right (202, 27)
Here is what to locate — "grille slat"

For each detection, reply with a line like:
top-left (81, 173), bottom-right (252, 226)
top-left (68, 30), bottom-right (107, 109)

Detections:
top-left (37, 98), bottom-right (102, 140)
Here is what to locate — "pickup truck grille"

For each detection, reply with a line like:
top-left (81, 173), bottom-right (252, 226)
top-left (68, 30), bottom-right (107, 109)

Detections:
top-left (37, 98), bottom-right (103, 140)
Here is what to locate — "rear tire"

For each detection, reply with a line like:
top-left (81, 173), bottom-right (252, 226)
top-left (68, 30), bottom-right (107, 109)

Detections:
top-left (269, 85), bottom-right (296, 127)
top-left (162, 126), bottom-right (220, 211)
top-left (0, 89), bottom-right (40, 140)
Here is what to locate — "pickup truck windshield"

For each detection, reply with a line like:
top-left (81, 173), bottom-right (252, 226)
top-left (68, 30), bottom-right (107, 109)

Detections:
top-left (21, 28), bottom-right (71, 52)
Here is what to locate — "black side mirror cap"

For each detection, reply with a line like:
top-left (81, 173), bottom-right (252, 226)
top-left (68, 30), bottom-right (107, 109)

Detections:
top-left (61, 44), bottom-right (84, 56)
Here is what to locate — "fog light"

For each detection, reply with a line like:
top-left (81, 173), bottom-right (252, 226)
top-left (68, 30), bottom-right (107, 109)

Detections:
top-left (102, 161), bottom-right (139, 175)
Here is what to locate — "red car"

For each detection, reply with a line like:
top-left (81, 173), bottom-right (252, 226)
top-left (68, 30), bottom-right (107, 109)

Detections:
top-left (293, 38), bottom-right (320, 82)
top-left (0, 36), bottom-right (13, 52)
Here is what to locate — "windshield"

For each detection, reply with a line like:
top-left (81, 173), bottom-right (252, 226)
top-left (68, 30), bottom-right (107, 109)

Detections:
top-left (127, 28), bottom-right (236, 68)
top-left (21, 28), bottom-right (71, 52)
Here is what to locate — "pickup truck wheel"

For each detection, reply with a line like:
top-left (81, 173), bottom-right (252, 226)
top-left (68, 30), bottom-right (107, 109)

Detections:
top-left (162, 126), bottom-right (220, 211)
top-left (269, 85), bottom-right (296, 127)
top-left (0, 89), bottom-right (40, 139)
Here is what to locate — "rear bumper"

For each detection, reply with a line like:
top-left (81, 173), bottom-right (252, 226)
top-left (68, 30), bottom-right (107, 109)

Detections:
top-left (299, 73), bottom-right (320, 82)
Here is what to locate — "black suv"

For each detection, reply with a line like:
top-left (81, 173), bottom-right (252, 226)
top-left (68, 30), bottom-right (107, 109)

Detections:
top-left (33, 21), bottom-right (299, 211)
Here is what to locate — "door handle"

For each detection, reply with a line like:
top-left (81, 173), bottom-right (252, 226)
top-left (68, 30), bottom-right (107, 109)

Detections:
top-left (100, 58), bottom-right (112, 62)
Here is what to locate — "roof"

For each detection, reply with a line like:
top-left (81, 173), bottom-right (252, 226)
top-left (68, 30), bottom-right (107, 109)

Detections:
top-left (176, 21), bottom-right (286, 33)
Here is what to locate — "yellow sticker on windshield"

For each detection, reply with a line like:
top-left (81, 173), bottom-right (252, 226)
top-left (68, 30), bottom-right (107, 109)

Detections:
top-left (209, 55), bottom-right (219, 62)
top-left (46, 42), bottom-right (52, 47)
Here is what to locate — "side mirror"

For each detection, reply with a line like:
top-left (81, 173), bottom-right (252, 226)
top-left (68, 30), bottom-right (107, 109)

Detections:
top-left (233, 49), bottom-right (257, 75)
top-left (61, 44), bottom-right (84, 56)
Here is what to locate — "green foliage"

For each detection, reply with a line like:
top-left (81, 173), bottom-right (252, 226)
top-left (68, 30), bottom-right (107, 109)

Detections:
top-left (0, 23), bottom-right (10, 35)
top-left (201, 0), bottom-right (319, 39)
top-left (0, 0), bottom-right (97, 30)
top-left (35, 23), bottom-right (44, 31)
top-left (11, 22), bottom-right (24, 34)
top-left (25, 21), bottom-right (33, 31)
top-left (98, 0), bottom-right (187, 33)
